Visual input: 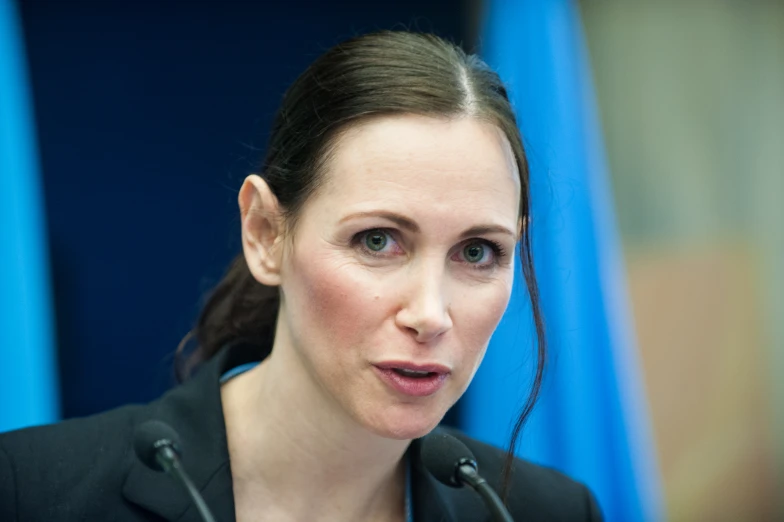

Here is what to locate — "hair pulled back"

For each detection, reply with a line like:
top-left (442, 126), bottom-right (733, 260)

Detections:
top-left (178, 30), bottom-right (545, 495)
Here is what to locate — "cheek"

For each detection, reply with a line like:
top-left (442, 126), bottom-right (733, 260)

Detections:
top-left (287, 254), bottom-right (384, 352)
top-left (453, 280), bottom-right (513, 362)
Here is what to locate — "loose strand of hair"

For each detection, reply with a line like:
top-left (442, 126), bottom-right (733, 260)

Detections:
top-left (500, 228), bottom-right (547, 501)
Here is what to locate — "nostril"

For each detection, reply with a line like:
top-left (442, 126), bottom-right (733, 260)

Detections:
top-left (404, 326), bottom-right (419, 336)
top-left (394, 292), bottom-right (452, 341)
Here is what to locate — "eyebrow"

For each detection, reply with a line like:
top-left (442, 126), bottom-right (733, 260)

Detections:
top-left (338, 211), bottom-right (517, 239)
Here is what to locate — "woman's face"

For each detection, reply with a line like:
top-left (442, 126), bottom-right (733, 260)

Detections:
top-left (278, 114), bottom-right (521, 440)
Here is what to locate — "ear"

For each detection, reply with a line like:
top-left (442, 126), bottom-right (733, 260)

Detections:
top-left (239, 174), bottom-right (285, 286)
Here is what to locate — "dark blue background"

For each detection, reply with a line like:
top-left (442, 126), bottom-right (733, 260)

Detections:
top-left (19, 0), bottom-right (471, 418)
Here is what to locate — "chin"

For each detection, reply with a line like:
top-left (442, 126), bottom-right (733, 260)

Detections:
top-left (361, 403), bottom-right (447, 441)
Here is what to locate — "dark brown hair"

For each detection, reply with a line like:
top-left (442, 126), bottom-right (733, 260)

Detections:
top-left (177, 30), bottom-right (545, 497)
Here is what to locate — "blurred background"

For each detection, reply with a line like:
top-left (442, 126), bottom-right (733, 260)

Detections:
top-left (583, 3), bottom-right (783, 519)
top-left (1, 0), bottom-right (782, 520)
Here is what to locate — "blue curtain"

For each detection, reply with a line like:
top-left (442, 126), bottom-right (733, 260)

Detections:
top-left (0, 0), bottom-right (59, 432)
top-left (460, 1), bottom-right (663, 520)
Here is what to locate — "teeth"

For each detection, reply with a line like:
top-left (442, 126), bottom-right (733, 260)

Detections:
top-left (395, 368), bottom-right (431, 378)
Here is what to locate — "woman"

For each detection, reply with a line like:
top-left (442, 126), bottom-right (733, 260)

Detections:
top-left (0, 31), bottom-right (601, 521)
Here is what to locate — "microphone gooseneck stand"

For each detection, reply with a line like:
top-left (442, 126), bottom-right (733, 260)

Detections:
top-left (133, 420), bottom-right (218, 522)
top-left (154, 443), bottom-right (217, 522)
top-left (454, 458), bottom-right (514, 522)
top-left (419, 431), bottom-right (515, 522)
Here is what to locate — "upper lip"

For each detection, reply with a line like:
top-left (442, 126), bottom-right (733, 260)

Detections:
top-left (374, 361), bottom-right (451, 374)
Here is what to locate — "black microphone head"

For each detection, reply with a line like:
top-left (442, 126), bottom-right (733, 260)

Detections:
top-left (419, 431), bottom-right (478, 488)
top-left (133, 420), bottom-right (182, 472)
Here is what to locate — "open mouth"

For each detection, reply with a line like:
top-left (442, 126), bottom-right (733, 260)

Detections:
top-left (373, 363), bottom-right (450, 397)
top-left (392, 368), bottom-right (436, 378)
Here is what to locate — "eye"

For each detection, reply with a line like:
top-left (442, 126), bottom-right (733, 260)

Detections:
top-left (463, 243), bottom-right (486, 263)
top-left (364, 230), bottom-right (388, 252)
top-left (454, 240), bottom-right (506, 269)
top-left (354, 228), bottom-right (401, 257)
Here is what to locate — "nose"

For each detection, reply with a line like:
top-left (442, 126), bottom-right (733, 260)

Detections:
top-left (395, 263), bottom-right (453, 343)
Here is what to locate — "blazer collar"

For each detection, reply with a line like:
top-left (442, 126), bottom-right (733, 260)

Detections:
top-left (122, 343), bottom-right (462, 522)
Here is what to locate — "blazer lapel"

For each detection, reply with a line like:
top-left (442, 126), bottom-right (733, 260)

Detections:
top-left (122, 345), bottom-right (262, 521)
top-left (410, 461), bottom-right (457, 522)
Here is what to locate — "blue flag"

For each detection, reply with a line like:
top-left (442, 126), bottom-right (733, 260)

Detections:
top-left (0, 0), bottom-right (60, 432)
top-left (460, 1), bottom-right (663, 520)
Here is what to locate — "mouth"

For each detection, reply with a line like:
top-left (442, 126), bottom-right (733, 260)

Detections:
top-left (373, 362), bottom-right (450, 397)
top-left (391, 368), bottom-right (437, 378)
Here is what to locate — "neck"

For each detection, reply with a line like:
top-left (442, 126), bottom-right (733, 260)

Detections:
top-left (221, 329), bottom-right (410, 522)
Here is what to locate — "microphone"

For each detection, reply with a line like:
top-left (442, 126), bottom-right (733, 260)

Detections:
top-left (133, 420), bottom-right (218, 522)
top-left (419, 431), bottom-right (514, 522)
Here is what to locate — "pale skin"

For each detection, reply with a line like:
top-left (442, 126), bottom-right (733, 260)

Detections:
top-left (221, 114), bottom-right (522, 522)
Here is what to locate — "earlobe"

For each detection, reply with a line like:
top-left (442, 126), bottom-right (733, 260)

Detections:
top-left (239, 174), bottom-right (284, 286)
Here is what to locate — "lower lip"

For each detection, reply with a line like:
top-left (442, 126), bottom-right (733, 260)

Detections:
top-left (373, 367), bottom-right (448, 397)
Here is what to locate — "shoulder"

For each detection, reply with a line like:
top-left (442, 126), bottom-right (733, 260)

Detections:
top-left (0, 404), bottom-right (148, 520)
top-left (1, 402), bottom-right (145, 447)
top-left (0, 403), bottom-right (146, 468)
top-left (445, 428), bottom-right (603, 521)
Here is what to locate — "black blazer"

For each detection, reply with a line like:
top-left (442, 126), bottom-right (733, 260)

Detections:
top-left (0, 344), bottom-right (602, 521)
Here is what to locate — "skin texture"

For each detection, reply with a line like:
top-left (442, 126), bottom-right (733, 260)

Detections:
top-left (225, 114), bottom-right (521, 522)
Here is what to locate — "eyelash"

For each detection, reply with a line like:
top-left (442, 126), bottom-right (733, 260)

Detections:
top-left (353, 228), bottom-right (508, 270)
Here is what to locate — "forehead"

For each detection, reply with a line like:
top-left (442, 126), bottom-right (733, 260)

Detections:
top-left (317, 115), bottom-right (521, 221)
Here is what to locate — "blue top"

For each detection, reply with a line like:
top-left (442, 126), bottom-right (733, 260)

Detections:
top-left (220, 362), bottom-right (414, 522)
